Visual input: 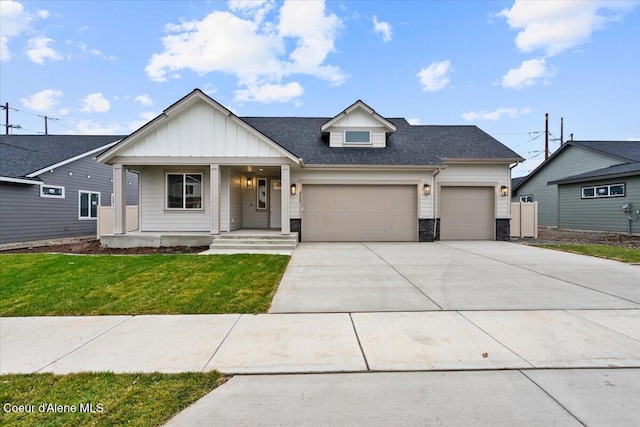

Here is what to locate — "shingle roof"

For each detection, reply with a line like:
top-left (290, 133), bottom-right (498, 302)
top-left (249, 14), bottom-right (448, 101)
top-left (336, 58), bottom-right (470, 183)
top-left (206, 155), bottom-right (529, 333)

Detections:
top-left (512, 140), bottom-right (640, 192)
top-left (0, 135), bottom-right (125, 179)
top-left (549, 161), bottom-right (640, 185)
top-left (242, 117), bottom-right (523, 166)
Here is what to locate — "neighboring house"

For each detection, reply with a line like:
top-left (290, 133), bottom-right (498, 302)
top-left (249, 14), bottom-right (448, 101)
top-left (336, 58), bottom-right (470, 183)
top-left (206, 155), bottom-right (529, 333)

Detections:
top-left (0, 135), bottom-right (139, 245)
top-left (512, 140), bottom-right (640, 233)
top-left (97, 89), bottom-right (523, 247)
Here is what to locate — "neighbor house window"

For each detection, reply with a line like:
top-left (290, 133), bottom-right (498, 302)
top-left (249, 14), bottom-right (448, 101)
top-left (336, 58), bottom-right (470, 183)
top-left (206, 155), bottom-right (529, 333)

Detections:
top-left (79, 191), bottom-right (100, 219)
top-left (41, 185), bottom-right (64, 198)
top-left (581, 183), bottom-right (625, 199)
top-left (166, 173), bottom-right (203, 209)
top-left (344, 130), bottom-right (371, 144)
top-left (520, 194), bottom-right (534, 203)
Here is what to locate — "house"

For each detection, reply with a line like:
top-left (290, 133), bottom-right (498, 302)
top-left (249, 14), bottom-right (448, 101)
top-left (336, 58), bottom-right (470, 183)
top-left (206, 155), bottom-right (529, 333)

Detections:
top-left (0, 135), bottom-right (139, 246)
top-left (96, 89), bottom-right (523, 247)
top-left (512, 140), bottom-right (640, 234)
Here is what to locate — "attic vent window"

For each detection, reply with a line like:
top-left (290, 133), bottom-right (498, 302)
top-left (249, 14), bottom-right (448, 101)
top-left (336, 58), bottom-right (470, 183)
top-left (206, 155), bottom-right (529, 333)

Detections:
top-left (344, 130), bottom-right (371, 144)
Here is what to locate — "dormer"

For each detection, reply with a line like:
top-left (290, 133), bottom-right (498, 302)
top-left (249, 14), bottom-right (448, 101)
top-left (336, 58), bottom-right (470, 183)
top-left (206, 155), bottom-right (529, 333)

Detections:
top-left (321, 100), bottom-right (396, 148)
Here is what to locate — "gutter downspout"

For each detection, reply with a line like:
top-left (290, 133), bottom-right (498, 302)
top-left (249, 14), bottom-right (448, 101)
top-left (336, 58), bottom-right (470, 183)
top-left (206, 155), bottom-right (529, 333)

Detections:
top-left (432, 168), bottom-right (442, 241)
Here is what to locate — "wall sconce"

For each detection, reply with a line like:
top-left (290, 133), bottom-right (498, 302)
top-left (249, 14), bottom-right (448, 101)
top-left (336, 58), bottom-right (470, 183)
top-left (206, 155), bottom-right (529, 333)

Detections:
top-left (290, 184), bottom-right (297, 195)
top-left (500, 185), bottom-right (509, 197)
top-left (246, 177), bottom-right (253, 188)
top-left (423, 184), bottom-right (431, 196)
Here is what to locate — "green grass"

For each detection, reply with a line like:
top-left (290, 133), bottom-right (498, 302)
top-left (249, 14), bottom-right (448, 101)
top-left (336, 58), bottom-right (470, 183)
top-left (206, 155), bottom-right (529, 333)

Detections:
top-left (0, 254), bottom-right (289, 316)
top-left (0, 371), bottom-right (223, 427)
top-left (535, 244), bottom-right (640, 263)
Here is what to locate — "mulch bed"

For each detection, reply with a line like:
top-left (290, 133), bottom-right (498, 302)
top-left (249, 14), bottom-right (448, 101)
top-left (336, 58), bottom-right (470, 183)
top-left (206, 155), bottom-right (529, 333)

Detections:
top-left (1, 240), bottom-right (209, 255)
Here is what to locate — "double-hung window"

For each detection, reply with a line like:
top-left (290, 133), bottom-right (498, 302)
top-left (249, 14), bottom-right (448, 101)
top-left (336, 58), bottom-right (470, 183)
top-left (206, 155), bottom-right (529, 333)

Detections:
top-left (166, 173), bottom-right (203, 210)
top-left (79, 191), bottom-right (100, 219)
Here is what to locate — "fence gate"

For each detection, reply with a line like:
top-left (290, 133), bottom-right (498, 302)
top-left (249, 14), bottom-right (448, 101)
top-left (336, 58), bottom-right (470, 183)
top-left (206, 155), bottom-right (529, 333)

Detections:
top-left (510, 202), bottom-right (538, 238)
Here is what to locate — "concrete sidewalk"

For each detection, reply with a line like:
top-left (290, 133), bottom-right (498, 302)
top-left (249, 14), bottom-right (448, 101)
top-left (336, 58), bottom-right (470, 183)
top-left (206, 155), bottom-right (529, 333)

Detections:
top-left (2, 309), bottom-right (640, 374)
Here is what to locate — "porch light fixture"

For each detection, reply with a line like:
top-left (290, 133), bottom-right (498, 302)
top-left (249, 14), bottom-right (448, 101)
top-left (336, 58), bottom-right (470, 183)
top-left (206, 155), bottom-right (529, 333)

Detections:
top-left (290, 184), bottom-right (297, 195)
top-left (500, 185), bottom-right (509, 197)
top-left (247, 177), bottom-right (253, 188)
top-left (423, 184), bottom-right (431, 196)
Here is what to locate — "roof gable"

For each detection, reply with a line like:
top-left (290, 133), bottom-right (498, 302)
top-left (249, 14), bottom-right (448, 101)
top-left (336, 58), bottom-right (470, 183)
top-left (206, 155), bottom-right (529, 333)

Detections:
top-left (0, 135), bottom-right (124, 179)
top-left (98, 89), bottom-right (300, 163)
top-left (321, 100), bottom-right (396, 132)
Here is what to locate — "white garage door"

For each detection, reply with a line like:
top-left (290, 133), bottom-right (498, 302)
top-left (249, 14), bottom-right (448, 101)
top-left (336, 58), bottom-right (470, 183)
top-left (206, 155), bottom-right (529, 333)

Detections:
top-left (302, 185), bottom-right (417, 242)
top-left (440, 186), bottom-right (495, 240)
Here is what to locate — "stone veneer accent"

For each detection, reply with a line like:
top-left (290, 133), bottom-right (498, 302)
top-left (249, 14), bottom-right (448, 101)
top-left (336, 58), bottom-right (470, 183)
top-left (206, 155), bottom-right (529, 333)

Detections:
top-left (496, 219), bottom-right (510, 241)
top-left (419, 219), bottom-right (437, 242)
top-left (290, 219), bottom-right (302, 242)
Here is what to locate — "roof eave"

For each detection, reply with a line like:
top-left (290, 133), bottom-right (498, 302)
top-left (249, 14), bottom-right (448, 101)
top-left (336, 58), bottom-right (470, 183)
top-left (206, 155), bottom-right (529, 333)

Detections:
top-left (28, 140), bottom-right (121, 177)
top-left (549, 171), bottom-right (640, 185)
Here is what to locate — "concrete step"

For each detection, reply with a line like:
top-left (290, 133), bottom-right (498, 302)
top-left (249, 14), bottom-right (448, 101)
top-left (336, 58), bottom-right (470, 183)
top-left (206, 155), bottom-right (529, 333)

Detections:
top-left (213, 234), bottom-right (298, 240)
top-left (210, 233), bottom-right (298, 251)
top-left (211, 238), bottom-right (296, 245)
top-left (209, 243), bottom-right (297, 250)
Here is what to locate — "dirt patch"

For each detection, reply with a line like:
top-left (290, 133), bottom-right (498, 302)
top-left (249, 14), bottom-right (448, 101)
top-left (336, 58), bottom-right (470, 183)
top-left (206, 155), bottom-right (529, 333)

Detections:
top-left (1, 240), bottom-right (209, 255)
top-left (513, 228), bottom-right (640, 250)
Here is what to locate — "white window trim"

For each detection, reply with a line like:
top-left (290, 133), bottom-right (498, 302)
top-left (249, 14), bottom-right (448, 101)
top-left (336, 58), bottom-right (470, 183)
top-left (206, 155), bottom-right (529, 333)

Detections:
top-left (78, 190), bottom-right (100, 220)
top-left (344, 130), bottom-right (372, 145)
top-left (581, 183), bottom-right (625, 199)
top-left (40, 184), bottom-right (65, 199)
top-left (165, 172), bottom-right (204, 211)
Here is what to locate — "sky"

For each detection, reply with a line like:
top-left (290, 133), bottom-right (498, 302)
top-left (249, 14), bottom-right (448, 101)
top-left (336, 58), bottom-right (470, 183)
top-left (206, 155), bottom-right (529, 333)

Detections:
top-left (1, 0), bottom-right (639, 177)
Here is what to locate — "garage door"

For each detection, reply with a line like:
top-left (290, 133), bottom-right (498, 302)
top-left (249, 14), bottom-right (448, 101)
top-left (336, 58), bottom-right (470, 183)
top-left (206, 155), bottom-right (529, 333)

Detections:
top-left (440, 186), bottom-right (494, 240)
top-left (302, 185), bottom-right (417, 242)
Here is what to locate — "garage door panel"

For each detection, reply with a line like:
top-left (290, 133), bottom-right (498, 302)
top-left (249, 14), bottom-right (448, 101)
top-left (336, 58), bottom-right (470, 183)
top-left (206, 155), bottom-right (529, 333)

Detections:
top-left (302, 185), bottom-right (417, 242)
top-left (440, 186), bottom-right (494, 240)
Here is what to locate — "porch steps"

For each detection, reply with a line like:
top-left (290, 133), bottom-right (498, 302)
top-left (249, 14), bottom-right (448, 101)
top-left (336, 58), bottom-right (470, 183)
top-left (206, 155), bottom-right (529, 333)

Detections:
top-left (209, 233), bottom-right (298, 252)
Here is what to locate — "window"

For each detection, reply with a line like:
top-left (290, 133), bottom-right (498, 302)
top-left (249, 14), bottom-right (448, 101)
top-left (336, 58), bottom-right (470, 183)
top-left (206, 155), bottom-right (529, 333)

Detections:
top-left (256, 178), bottom-right (267, 210)
top-left (581, 183), bottom-right (625, 199)
top-left (79, 191), bottom-right (100, 219)
top-left (166, 173), bottom-right (203, 209)
top-left (41, 185), bottom-right (64, 198)
top-left (344, 130), bottom-right (371, 144)
top-left (520, 195), bottom-right (534, 203)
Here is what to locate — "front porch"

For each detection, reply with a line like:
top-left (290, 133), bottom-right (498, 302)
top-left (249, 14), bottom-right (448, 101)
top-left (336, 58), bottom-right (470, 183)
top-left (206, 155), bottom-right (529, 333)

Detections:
top-left (100, 229), bottom-right (298, 250)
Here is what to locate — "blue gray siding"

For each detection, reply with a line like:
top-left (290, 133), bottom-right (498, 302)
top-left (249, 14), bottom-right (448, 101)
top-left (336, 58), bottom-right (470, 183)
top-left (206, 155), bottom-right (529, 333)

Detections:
top-left (558, 177), bottom-right (640, 234)
top-left (0, 157), bottom-right (138, 245)
top-left (514, 146), bottom-right (622, 226)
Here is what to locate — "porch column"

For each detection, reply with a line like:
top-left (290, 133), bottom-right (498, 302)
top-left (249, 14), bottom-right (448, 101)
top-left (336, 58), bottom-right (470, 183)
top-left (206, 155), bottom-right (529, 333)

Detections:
top-left (210, 164), bottom-right (220, 235)
top-left (281, 164), bottom-right (291, 234)
top-left (113, 164), bottom-right (127, 235)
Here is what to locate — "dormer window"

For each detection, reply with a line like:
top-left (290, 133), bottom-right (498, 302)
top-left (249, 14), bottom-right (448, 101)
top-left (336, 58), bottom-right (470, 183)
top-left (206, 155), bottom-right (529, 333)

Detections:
top-left (344, 130), bottom-right (371, 144)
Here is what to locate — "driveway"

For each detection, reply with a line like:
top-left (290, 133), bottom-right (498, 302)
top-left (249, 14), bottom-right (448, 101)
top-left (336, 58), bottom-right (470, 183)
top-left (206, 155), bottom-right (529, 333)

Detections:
top-left (269, 241), bottom-right (640, 313)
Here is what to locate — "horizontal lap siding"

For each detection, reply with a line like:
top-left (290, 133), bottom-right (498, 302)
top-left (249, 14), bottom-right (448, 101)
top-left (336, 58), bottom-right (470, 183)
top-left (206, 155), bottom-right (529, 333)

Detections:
top-left (558, 177), bottom-right (640, 234)
top-left (514, 147), bottom-right (622, 227)
top-left (139, 166), bottom-right (211, 232)
top-left (0, 157), bottom-right (138, 244)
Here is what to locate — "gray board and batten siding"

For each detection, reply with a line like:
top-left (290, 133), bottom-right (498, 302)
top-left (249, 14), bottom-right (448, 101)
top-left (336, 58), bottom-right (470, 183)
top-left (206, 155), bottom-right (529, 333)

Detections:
top-left (514, 145), bottom-right (623, 227)
top-left (0, 156), bottom-right (138, 245)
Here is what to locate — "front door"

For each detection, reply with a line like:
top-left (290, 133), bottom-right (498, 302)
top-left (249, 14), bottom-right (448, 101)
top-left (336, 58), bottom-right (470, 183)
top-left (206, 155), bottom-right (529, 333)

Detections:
top-left (270, 179), bottom-right (281, 228)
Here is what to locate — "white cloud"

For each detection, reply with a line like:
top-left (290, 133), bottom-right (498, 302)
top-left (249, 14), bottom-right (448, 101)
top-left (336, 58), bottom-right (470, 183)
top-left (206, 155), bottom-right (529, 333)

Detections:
top-left (417, 60), bottom-right (451, 92)
top-left (501, 58), bottom-right (556, 89)
top-left (462, 107), bottom-right (532, 121)
top-left (498, 1), bottom-right (638, 56)
top-left (79, 93), bottom-right (111, 113)
top-left (77, 41), bottom-right (116, 60)
top-left (128, 111), bottom-right (158, 132)
top-left (58, 108), bottom-right (69, 116)
top-left (21, 89), bottom-right (63, 111)
top-left (373, 15), bottom-right (392, 42)
top-left (0, 0), bottom-right (31, 60)
top-left (235, 81), bottom-right (304, 103)
top-left (76, 121), bottom-right (123, 135)
top-left (36, 9), bottom-right (49, 19)
top-left (407, 118), bottom-right (422, 125)
top-left (134, 94), bottom-right (154, 107)
top-left (145, 0), bottom-right (344, 103)
top-left (25, 36), bottom-right (62, 64)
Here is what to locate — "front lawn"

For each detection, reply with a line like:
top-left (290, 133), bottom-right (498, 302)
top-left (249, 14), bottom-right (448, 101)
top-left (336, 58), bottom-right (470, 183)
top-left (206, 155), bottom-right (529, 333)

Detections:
top-left (0, 372), bottom-right (223, 426)
top-left (0, 254), bottom-right (289, 316)
top-left (535, 244), bottom-right (640, 263)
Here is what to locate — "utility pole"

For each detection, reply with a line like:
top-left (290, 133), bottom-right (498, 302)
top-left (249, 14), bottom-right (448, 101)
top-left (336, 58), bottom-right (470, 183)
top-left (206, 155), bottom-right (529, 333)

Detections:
top-left (545, 113), bottom-right (549, 160)
top-left (44, 116), bottom-right (48, 135)
top-left (2, 103), bottom-right (8, 135)
top-left (560, 117), bottom-right (564, 145)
